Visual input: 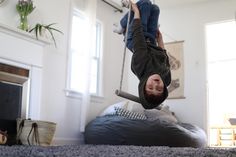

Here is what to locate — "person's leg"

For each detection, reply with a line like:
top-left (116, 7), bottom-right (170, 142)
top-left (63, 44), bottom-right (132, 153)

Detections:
top-left (120, 0), bottom-right (155, 51)
top-left (120, 12), bottom-right (129, 29)
top-left (114, 11), bottom-right (134, 51)
top-left (125, 0), bottom-right (152, 52)
top-left (113, 12), bottom-right (129, 34)
top-left (136, 0), bottom-right (152, 34)
top-left (147, 4), bottom-right (160, 44)
top-left (137, 0), bottom-right (159, 45)
top-left (122, 8), bottom-right (134, 52)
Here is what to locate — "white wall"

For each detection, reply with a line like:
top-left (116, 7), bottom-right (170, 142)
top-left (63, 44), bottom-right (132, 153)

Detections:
top-left (126, 0), bottom-right (236, 133)
top-left (0, 0), bottom-right (128, 143)
top-left (0, 0), bottom-right (235, 143)
top-left (38, 0), bottom-right (128, 142)
top-left (154, 0), bottom-right (236, 132)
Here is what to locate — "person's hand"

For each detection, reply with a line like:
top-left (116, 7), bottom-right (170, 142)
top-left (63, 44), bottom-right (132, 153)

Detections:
top-left (130, 0), bottom-right (138, 12)
top-left (130, 0), bottom-right (140, 19)
top-left (157, 30), bottom-right (163, 41)
top-left (157, 30), bottom-right (165, 49)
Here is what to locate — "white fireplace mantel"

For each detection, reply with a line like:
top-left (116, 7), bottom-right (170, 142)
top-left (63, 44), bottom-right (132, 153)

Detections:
top-left (0, 22), bottom-right (50, 120)
top-left (0, 22), bottom-right (50, 67)
top-left (0, 23), bottom-right (50, 46)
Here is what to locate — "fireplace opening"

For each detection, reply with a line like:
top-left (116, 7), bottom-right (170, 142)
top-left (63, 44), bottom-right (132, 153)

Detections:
top-left (0, 82), bottom-right (22, 120)
top-left (0, 63), bottom-right (30, 145)
top-left (0, 63), bottom-right (29, 120)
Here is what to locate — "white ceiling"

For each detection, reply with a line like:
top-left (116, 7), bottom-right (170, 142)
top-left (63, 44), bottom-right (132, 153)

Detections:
top-left (110, 0), bottom-right (217, 9)
top-left (154, 0), bottom-right (216, 8)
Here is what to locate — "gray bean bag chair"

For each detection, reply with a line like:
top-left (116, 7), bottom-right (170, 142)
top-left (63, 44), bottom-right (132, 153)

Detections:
top-left (84, 115), bottom-right (207, 148)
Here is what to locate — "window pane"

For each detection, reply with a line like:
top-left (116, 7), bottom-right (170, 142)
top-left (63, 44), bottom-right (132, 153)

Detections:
top-left (91, 25), bottom-right (97, 57)
top-left (71, 16), bottom-right (88, 53)
top-left (68, 11), bottom-right (101, 95)
top-left (90, 58), bottom-right (98, 93)
top-left (209, 60), bottom-right (236, 125)
top-left (206, 21), bottom-right (236, 62)
top-left (70, 52), bottom-right (85, 92)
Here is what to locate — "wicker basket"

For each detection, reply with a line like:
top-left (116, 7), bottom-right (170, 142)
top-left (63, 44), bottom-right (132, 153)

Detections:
top-left (16, 118), bottom-right (56, 146)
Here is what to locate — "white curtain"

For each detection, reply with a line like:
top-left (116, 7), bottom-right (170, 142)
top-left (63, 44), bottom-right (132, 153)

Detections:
top-left (77, 0), bottom-right (97, 132)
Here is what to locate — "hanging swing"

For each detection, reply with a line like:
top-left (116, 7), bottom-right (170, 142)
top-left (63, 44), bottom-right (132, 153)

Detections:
top-left (115, 2), bottom-right (141, 104)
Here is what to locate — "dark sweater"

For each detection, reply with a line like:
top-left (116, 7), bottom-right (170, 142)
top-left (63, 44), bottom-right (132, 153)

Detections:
top-left (131, 19), bottom-right (171, 109)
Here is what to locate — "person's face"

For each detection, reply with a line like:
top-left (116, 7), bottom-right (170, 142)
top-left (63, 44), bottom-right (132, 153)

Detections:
top-left (145, 74), bottom-right (164, 96)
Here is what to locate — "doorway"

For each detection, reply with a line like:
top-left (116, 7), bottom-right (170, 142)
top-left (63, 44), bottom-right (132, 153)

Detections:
top-left (206, 20), bottom-right (236, 147)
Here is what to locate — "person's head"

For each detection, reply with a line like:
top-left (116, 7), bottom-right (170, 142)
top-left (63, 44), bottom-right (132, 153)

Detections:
top-left (138, 74), bottom-right (168, 109)
top-left (145, 74), bottom-right (164, 96)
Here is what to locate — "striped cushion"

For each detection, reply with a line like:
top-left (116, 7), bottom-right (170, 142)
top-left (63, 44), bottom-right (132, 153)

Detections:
top-left (114, 107), bottom-right (147, 120)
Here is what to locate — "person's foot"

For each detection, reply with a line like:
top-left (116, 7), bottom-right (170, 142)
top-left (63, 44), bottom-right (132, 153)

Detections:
top-left (121, 0), bottom-right (129, 8)
top-left (113, 23), bottom-right (125, 34)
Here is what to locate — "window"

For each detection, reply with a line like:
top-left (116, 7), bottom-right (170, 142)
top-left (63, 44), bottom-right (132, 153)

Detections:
top-left (66, 9), bottom-right (102, 97)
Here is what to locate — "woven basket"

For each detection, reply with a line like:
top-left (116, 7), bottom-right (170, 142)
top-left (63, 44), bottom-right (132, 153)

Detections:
top-left (16, 118), bottom-right (56, 146)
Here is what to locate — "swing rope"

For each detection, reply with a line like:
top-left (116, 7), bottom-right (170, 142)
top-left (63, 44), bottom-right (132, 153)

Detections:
top-left (116, 1), bottom-right (141, 103)
top-left (119, 3), bottom-right (132, 91)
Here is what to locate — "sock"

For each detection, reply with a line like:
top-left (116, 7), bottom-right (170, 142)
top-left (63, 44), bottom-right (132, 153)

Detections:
top-left (113, 23), bottom-right (125, 34)
top-left (121, 0), bottom-right (129, 8)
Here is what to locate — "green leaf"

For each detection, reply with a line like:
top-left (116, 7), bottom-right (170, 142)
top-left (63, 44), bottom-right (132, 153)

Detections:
top-left (49, 27), bottom-right (63, 34)
top-left (47, 23), bottom-right (57, 27)
top-left (47, 28), bottom-right (57, 47)
top-left (29, 23), bottom-right (63, 48)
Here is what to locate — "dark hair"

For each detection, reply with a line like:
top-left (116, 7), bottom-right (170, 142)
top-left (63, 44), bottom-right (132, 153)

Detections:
top-left (138, 78), bottom-right (169, 109)
top-left (144, 90), bottom-right (166, 106)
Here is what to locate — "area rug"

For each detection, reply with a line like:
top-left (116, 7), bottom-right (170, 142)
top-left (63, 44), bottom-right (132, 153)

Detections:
top-left (0, 145), bottom-right (235, 157)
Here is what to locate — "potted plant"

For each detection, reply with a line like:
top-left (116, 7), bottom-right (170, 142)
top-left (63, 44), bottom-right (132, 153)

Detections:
top-left (29, 23), bottom-right (63, 47)
top-left (16, 0), bottom-right (35, 31)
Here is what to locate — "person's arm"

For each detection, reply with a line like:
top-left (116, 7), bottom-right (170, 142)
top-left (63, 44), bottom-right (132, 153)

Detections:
top-left (156, 30), bottom-right (165, 49)
top-left (132, 0), bottom-right (140, 19)
top-left (131, 1), bottom-right (148, 55)
top-left (158, 31), bottom-right (171, 86)
top-left (130, 1), bottom-right (149, 78)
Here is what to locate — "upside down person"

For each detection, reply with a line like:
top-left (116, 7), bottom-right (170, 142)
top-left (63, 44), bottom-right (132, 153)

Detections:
top-left (115, 0), bottom-right (171, 109)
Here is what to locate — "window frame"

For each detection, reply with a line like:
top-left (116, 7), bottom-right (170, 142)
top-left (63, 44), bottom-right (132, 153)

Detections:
top-left (65, 8), bottom-right (104, 102)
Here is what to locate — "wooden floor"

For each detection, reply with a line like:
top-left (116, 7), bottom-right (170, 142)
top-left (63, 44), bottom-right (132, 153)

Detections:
top-left (210, 126), bottom-right (236, 147)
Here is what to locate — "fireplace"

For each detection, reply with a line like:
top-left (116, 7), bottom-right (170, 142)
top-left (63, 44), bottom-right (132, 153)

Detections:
top-left (0, 63), bottom-right (29, 120)
top-left (0, 22), bottom-right (49, 145)
top-left (0, 23), bottom-right (49, 120)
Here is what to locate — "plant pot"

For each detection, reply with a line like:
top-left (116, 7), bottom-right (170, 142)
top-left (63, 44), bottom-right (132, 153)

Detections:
top-left (19, 14), bottom-right (29, 31)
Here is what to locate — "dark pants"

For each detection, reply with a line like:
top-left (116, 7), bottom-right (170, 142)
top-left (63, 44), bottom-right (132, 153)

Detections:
top-left (120, 0), bottom-right (160, 51)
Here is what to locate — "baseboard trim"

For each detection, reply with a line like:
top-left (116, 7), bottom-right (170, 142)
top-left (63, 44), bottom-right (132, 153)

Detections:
top-left (52, 138), bottom-right (82, 146)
